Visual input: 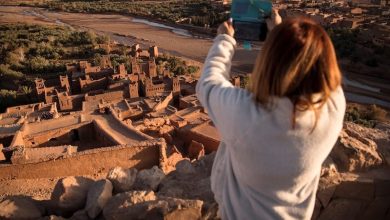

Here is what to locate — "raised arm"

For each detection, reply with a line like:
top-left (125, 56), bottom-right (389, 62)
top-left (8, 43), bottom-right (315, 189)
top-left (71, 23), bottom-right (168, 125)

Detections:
top-left (196, 23), bottom-right (251, 142)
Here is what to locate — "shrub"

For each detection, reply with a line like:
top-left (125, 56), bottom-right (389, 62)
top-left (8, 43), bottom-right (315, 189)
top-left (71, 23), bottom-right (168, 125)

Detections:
top-left (187, 65), bottom-right (199, 75)
top-left (344, 104), bottom-right (388, 128)
top-left (0, 64), bottom-right (24, 80)
top-left (368, 104), bottom-right (387, 121)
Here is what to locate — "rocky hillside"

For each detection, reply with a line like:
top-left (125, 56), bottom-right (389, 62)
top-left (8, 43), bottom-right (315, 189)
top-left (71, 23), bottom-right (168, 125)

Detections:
top-left (1, 121), bottom-right (389, 220)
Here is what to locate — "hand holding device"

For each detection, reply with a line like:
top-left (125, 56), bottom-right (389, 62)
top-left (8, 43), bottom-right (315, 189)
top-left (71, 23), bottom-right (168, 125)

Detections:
top-left (231, 0), bottom-right (272, 41)
top-left (266, 9), bottom-right (282, 31)
top-left (217, 18), bottom-right (235, 37)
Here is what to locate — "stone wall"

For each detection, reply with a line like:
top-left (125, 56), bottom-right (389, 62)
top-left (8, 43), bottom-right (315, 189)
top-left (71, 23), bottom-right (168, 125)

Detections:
top-left (23, 121), bottom-right (91, 148)
top-left (11, 145), bottom-right (78, 164)
top-left (23, 114), bottom-right (81, 136)
top-left (9, 131), bottom-right (25, 148)
top-left (179, 129), bottom-right (220, 154)
top-left (0, 140), bottom-right (165, 179)
top-left (80, 77), bottom-right (108, 94)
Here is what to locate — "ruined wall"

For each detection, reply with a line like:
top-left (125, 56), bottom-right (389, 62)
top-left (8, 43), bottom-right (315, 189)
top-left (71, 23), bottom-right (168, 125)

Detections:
top-left (58, 95), bottom-right (73, 111)
top-left (0, 142), bottom-right (162, 179)
top-left (35, 130), bottom-right (74, 147)
top-left (9, 131), bottom-right (25, 148)
top-left (85, 90), bottom-right (125, 102)
top-left (80, 77), bottom-right (108, 93)
top-left (77, 122), bottom-right (95, 142)
top-left (153, 93), bottom-right (173, 112)
top-left (177, 129), bottom-right (220, 154)
top-left (92, 120), bottom-right (121, 146)
top-left (129, 82), bottom-right (139, 98)
top-left (24, 114), bottom-right (81, 136)
top-left (5, 103), bottom-right (38, 115)
top-left (0, 125), bottom-right (21, 137)
top-left (58, 94), bottom-right (84, 112)
top-left (118, 109), bottom-right (134, 120)
top-left (24, 121), bottom-right (91, 148)
top-left (108, 107), bottom-right (153, 141)
top-left (144, 78), bottom-right (167, 97)
top-left (84, 66), bottom-right (101, 75)
top-left (11, 145), bottom-right (77, 165)
top-left (107, 81), bottom-right (127, 91)
top-left (71, 95), bottom-right (84, 111)
top-left (0, 135), bottom-right (14, 148)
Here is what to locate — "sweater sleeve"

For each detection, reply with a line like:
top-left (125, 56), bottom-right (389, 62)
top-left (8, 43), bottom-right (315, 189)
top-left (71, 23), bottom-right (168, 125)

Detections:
top-left (196, 34), bottom-right (253, 142)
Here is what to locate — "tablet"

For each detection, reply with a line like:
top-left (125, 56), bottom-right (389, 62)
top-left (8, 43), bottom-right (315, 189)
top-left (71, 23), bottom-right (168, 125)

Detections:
top-left (231, 0), bottom-right (272, 41)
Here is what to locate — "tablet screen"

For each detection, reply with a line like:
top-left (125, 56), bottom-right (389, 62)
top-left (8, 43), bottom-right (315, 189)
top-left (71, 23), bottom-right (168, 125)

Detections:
top-left (234, 21), bottom-right (268, 41)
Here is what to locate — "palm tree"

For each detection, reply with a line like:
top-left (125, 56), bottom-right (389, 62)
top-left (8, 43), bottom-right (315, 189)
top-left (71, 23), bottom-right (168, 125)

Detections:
top-left (21, 86), bottom-right (32, 95)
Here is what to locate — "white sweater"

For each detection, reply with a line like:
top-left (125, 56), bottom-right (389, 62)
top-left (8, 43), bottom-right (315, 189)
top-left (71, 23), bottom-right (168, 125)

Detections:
top-left (196, 34), bottom-right (346, 220)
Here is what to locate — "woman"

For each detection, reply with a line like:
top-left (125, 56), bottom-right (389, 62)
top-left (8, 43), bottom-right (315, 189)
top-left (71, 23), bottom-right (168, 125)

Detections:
top-left (196, 11), bottom-right (346, 220)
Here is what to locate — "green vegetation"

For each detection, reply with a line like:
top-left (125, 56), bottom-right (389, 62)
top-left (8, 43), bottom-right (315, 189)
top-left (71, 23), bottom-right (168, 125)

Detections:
top-left (328, 29), bottom-right (359, 59)
top-left (0, 23), bottom-right (200, 112)
top-left (241, 75), bottom-right (251, 89)
top-left (344, 104), bottom-right (388, 128)
top-left (156, 55), bottom-right (199, 76)
top-left (328, 28), bottom-right (389, 68)
top-left (12, 0), bottom-right (229, 28)
top-left (0, 23), bottom-right (109, 112)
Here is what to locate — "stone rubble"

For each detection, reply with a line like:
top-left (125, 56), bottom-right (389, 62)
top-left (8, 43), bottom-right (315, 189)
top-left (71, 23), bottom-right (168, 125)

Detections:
top-left (50, 176), bottom-right (94, 217)
top-left (0, 196), bottom-right (45, 219)
top-left (0, 122), bottom-right (389, 219)
top-left (330, 122), bottom-right (384, 172)
top-left (133, 166), bottom-right (165, 191)
top-left (85, 179), bottom-right (113, 219)
top-left (107, 167), bottom-right (138, 193)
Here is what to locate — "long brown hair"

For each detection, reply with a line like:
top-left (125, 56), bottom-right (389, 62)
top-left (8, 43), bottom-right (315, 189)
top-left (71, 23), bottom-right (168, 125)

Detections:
top-left (251, 17), bottom-right (342, 129)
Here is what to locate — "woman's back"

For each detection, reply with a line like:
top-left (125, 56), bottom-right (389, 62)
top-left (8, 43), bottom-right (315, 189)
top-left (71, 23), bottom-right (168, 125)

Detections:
top-left (196, 17), bottom-right (346, 220)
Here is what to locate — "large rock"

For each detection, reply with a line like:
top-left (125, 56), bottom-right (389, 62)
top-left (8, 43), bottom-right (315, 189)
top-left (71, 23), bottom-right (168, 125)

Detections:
top-left (104, 199), bottom-right (168, 220)
top-left (321, 157), bottom-right (338, 178)
top-left (158, 152), bottom-right (215, 204)
top-left (69, 209), bottom-right (89, 220)
top-left (133, 166), bottom-right (165, 191)
top-left (107, 167), bottom-right (138, 193)
top-left (85, 179), bottom-right (113, 219)
top-left (103, 190), bottom-right (157, 218)
top-left (0, 196), bottom-right (45, 219)
top-left (188, 140), bottom-right (205, 160)
top-left (45, 215), bottom-right (66, 220)
top-left (346, 122), bottom-right (390, 165)
top-left (50, 176), bottom-right (94, 217)
top-left (334, 181), bottom-right (375, 201)
top-left (330, 124), bottom-right (383, 172)
top-left (103, 193), bottom-right (202, 220)
top-left (162, 197), bottom-right (203, 220)
top-left (161, 147), bottom-right (185, 174)
top-left (175, 159), bottom-right (196, 174)
top-left (0, 144), bottom-right (6, 161)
